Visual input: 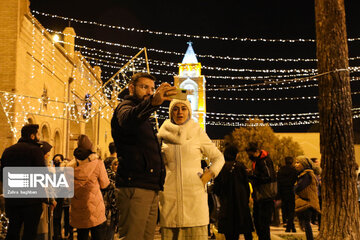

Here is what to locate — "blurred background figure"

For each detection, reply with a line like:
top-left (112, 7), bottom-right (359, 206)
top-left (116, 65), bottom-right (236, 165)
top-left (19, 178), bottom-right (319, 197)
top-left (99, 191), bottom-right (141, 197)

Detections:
top-left (53, 154), bottom-right (64, 168)
top-left (294, 156), bottom-right (321, 240)
top-left (52, 154), bottom-right (65, 240)
top-left (103, 157), bottom-right (119, 240)
top-left (246, 142), bottom-right (277, 240)
top-left (214, 145), bottom-right (254, 240)
top-left (357, 171), bottom-right (360, 211)
top-left (277, 156), bottom-right (297, 232)
top-left (104, 142), bottom-right (117, 172)
top-left (310, 158), bottom-right (321, 229)
top-left (111, 159), bottom-right (118, 177)
top-left (37, 141), bottom-right (56, 240)
top-left (62, 158), bottom-right (73, 239)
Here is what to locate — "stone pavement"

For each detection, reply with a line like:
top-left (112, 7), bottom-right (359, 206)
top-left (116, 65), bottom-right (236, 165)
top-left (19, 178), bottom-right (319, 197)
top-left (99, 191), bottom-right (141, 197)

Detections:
top-left (117, 221), bottom-right (320, 239)
top-left (153, 221), bottom-right (319, 240)
top-left (269, 222), bottom-right (319, 240)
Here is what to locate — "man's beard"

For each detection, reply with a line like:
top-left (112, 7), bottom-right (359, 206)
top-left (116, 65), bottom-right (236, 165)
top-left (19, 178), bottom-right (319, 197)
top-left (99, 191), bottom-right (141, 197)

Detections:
top-left (134, 89), bottom-right (151, 101)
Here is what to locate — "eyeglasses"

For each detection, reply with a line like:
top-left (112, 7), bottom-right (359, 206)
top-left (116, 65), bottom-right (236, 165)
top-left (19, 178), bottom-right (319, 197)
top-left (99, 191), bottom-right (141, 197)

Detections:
top-left (136, 84), bottom-right (155, 92)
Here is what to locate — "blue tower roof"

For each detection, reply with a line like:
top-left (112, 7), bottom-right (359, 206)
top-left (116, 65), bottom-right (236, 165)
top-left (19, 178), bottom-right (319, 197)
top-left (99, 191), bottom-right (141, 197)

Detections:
top-left (182, 42), bottom-right (198, 64)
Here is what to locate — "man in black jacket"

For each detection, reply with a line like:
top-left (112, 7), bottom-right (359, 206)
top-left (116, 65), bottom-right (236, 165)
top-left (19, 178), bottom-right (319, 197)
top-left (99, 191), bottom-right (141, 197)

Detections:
top-left (277, 156), bottom-right (298, 232)
top-left (1, 124), bottom-right (45, 240)
top-left (111, 72), bottom-right (176, 240)
top-left (246, 142), bottom-right (276, 240)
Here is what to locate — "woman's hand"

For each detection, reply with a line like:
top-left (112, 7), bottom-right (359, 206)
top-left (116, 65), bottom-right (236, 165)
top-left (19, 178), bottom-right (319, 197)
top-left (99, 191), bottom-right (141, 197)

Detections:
top-left (201, 169), bottom-right (214, 186)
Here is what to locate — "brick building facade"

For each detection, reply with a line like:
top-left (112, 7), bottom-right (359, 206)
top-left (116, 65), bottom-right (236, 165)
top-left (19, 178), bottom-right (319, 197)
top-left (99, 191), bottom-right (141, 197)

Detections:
top-left (0, 0), bottom-right (114, 159)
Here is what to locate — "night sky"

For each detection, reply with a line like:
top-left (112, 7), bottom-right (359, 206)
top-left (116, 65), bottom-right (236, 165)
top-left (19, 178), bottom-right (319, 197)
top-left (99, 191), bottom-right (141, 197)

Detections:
top-left (29, 0), bottom-right (360, 139)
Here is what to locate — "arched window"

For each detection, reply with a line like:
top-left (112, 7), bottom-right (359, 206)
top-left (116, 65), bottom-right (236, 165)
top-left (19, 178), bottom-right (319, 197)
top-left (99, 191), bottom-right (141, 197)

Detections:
top-left (54, 131), bottom-right (62, 155)
top-left (41, 124), bottom-right (50, 142)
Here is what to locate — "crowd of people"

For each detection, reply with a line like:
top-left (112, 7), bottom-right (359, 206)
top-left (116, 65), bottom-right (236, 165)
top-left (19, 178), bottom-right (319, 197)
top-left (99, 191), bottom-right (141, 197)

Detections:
top-left (0, 72), bottom-right (323, 240)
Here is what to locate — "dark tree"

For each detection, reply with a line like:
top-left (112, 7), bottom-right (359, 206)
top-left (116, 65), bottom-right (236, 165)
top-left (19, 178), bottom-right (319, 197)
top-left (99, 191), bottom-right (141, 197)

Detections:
top-left (315, 0), bottom-right (360, 239)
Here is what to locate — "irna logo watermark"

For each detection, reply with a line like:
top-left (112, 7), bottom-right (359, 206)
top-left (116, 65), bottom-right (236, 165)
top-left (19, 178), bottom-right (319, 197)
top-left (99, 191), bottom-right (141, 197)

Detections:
top-left (3, 167), bottom-right (74, 198)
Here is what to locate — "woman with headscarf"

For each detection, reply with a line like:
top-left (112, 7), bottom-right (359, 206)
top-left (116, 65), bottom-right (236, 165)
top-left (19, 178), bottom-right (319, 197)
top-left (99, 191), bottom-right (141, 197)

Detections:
top-left (70, 134), bottom-right (110, 240)
top-left (158, 99), bottom-right (225, 240)
top-left (294, 155), bottom-right (321, 240)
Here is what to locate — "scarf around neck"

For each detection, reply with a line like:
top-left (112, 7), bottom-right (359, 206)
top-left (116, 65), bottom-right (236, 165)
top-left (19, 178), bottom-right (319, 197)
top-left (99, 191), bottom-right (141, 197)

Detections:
top-left (158, 119), bottom-right (197, 144)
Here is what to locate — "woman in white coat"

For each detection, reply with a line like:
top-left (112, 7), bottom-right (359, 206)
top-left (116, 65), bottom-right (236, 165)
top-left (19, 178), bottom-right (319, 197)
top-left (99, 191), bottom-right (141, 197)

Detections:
top-left (158, 99), bottom-right (225, 240)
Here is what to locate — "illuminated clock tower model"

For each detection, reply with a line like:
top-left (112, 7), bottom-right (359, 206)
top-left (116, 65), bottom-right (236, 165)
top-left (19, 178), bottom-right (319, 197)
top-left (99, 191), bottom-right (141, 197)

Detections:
top-left (173, 42), bottom-right (206, 130)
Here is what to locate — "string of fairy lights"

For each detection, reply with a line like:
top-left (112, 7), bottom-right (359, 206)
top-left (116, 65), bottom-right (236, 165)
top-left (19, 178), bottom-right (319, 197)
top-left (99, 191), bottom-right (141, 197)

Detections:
top-left (60, 40), bottom-right (360, 86)
top-left (5, 11), bottom-right (360, 137)
top-left (33, 12), bottom-right (360, 79)
top-left (78, 48), bottom-right (360, 74)
top-left (79, 50), bottom-right (360, 92)
top-left (40, 16), bottom-right (360, 80)
top-left (47, 29), bottom-right (322, 73)
top-left (50, 40), bottom-right (325, 81)
top-left (32, 10), bottom-right (360, 43)
top-left (82, 51), bottom-right (360, 94)
top-left (1, 14), bottom-right (154, 138)
top-left (155, 106), bottom-right (360, 127)
top-left (79, 48), bottom-right (320, 80)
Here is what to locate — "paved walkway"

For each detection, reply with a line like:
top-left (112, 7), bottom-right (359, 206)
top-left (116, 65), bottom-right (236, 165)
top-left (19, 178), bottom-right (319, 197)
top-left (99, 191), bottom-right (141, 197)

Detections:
top-left (269, 222), bottom-right (319, 240)
top-left (112, 220), bottom-right (319, 240)
top-left (153, 221), bottom-right (319, 240)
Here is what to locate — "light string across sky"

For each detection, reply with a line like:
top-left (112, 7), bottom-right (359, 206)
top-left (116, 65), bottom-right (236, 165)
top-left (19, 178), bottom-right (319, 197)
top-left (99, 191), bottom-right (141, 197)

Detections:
top-left (61, 40), bottom-right (360, 102)
top-left (156, 106), bottom-right (360, 126)
top-left (32, 10), bottom-right (360, 43)
top-left (26, 11), bottom-right (360, 128)
top-left (73, 42), bottom-right (321, 80)
top-left (82, 53), bottom-right (360, 94)
top-left (51, 39), bottom-right (324, 83)
top-left (81, 55), bottom-right (360, 101)
top-left (46, 28), bottom-right (320, 65)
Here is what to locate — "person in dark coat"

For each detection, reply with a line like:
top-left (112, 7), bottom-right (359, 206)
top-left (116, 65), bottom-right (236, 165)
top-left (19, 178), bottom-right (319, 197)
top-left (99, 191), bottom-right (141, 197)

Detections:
top-left (277, 156), bottom-right (298, 232)
top-left (246, 142), bottom-right (277, 240)
top-left (1, 124), bottom-right (45, 240)
top-left (214, 145), bottom-right (254, 240)
top-left (52, 154), bottom-right (65, 240)
top-left (111, 72), bottom-right (176, 240)
top-left (104, 142), bottom-right (117, 171)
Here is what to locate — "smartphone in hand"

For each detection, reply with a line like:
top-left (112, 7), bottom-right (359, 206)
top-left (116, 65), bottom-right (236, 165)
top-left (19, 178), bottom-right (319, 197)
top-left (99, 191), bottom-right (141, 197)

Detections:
top-left (169, 89), bottom-right (190, 100)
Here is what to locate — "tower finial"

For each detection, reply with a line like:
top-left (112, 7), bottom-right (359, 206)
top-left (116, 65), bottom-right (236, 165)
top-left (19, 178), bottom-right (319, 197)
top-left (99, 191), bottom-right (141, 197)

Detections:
top-left (182, 42), bottom-right (198, 64)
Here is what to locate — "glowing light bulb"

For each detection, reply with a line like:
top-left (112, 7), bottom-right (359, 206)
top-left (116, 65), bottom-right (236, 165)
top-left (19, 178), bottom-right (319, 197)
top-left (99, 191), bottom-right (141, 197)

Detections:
top-left (53, 34), bottom-right (60, 42)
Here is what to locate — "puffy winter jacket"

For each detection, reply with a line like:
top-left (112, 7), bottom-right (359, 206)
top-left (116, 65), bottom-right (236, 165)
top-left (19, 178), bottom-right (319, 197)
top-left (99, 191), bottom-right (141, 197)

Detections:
top-left (158, 119), bottom-right (225, 227)
top-left (70, 154), bottom-right (110, 228)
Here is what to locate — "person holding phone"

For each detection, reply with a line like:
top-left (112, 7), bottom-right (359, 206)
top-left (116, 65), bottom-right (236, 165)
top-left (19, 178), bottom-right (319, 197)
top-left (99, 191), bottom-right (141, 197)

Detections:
top-left (158, 99), bottom-right (224, 240)
top-left (111, 72), bottom-right (176, 240)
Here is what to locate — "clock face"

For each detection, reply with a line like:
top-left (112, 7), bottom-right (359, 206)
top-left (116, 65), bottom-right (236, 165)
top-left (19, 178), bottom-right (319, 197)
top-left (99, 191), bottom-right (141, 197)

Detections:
top-left (180, 79), bottom-right (198, 122)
